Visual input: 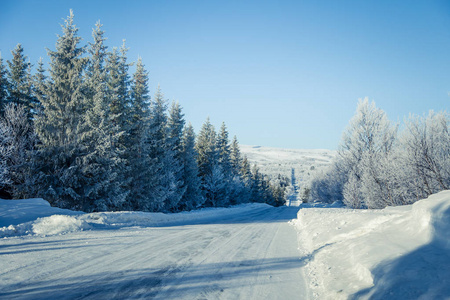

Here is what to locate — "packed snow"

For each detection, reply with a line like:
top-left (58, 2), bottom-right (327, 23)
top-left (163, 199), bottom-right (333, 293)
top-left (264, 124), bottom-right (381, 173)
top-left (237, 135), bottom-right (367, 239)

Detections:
top-left (293, 190), bottom-right (450, 299)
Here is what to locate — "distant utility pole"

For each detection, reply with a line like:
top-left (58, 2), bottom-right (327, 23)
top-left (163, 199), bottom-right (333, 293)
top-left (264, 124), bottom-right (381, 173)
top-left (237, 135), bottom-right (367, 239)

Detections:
top-left (291, 168), bottom-right (297, 193)
top-left (288, 168), bottom-right (299, 206)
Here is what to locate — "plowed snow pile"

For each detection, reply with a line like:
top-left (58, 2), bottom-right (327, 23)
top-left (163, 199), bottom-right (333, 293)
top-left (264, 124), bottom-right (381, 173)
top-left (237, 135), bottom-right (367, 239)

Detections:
top-left (0, 199), bottom-right (270, 238)
top-left (293, 190), bottom-right (450, 299)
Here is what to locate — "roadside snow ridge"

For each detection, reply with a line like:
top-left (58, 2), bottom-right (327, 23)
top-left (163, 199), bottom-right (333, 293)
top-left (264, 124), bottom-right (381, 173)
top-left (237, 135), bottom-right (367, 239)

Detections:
top-left (294, 190), bottom-right (450, 299)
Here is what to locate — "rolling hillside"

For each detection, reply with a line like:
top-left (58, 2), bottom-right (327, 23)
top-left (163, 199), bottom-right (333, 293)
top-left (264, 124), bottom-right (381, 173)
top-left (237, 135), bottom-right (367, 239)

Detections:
top-left (240, 145), bottom-right (335, 186)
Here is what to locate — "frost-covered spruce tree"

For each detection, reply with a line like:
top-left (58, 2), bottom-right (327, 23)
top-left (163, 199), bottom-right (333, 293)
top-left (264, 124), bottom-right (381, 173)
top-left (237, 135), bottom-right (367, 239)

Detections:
top-left (240, 155), bottom-right (253, 195)
top-left (248, 164), bottom-right (278, 205)
top-left (270, 183), bottom-right (286, 206)
top-left (32, 58), bottom-right (46, 116)
top-left (0, 52), bottom-right (8, 115)
top-left (6, 44), bottom-right (37, 120)
top-left (228, 135), bottom-right (248, 204)
top-left (203, 163), bottom-right (226, 207)
top-left (33, 10), bottom-right (90, 209)
top-left (250, 164), bottom-right (264, 202)
top-left (127, 57), bottom-right (154, 210)
top-left (215, 122), bottom-right (233, 205)
top-left (166, 101), bottom-right (187, 211)
top-left (230, 135), bottom-right (242, 176)
top-left (107, 41), bottom-right (132, 150)
top-left (146, 86), bottom-right (179, 211)
top-left (82, 21), bottom-right (127, 211)
top-left (196, 118), bottom-right (220, 206)
top-left (179, 123), bottom-right (203, 210)
top-left (217, 123), bottom-right (232, 174)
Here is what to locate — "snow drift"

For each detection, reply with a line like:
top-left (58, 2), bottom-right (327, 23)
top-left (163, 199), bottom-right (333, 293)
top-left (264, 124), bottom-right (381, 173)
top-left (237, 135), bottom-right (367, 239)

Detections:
top-left (0, 198), bottom-right (271, 238)
top-left (294, 190), bottom-right (450, 299)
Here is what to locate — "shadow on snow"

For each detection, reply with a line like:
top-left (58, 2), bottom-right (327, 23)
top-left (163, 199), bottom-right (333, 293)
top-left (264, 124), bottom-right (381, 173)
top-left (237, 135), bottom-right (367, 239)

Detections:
top-left (351, 201), bottom-right (450, 299)
top-left (0, 256), bottom-right (305, 299)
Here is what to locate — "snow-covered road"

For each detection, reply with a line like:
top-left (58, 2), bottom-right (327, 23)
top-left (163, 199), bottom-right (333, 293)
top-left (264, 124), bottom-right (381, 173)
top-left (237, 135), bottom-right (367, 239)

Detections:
top-left (1, 205), bottom-right (306, 299)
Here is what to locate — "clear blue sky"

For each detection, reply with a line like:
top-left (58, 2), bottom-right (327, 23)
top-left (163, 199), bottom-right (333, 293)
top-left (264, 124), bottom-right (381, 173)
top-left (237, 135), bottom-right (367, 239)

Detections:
top-left (1, 0), bottom-right (449, 149)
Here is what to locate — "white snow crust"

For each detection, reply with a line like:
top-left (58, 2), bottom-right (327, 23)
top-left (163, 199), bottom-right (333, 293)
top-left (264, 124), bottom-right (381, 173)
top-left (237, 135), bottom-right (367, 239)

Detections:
top-left (293, 190), bottom-right (450, 299)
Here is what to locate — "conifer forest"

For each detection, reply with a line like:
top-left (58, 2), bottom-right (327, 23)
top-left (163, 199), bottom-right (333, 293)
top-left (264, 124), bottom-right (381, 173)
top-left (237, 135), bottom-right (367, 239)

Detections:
top-left (0, 11), bottom-right (286, 212)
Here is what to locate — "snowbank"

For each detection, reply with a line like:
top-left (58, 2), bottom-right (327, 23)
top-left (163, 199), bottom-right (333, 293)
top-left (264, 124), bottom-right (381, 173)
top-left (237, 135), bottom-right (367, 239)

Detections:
top-left (0, 198), bottom-right (83, 227)
top-left (0, 198), bottom-right (271, 238)
top-left (294, 190), bottom-right (450, 299)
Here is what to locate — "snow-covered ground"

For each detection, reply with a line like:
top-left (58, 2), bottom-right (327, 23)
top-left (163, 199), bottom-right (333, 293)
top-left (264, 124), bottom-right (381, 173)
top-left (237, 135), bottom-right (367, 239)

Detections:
top-left (240, 145), bottom-right (335, 184)
top-left (2, 191), bottom-right (449, 299)
top-left (293, 190), bottom-right (450, 299)
top-left (0, 199), bottom-right (276, 238)
top-left (0, 199), bottom-right (306, 299)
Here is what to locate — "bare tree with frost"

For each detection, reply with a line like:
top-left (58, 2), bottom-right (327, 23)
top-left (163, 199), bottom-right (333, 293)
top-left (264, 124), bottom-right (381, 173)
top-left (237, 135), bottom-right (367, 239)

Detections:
top-left (400, 111), bottom-right (450, 200)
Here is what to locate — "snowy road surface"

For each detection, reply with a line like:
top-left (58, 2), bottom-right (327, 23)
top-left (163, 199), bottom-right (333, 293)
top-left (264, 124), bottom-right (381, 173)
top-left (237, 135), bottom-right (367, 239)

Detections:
top-left (1, 205), bottom-right (306, 299)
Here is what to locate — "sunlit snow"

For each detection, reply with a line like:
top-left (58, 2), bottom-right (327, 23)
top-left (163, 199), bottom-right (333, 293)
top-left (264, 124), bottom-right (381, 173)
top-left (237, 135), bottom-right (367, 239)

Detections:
top-left (1, 190), bottom-right (449, 299)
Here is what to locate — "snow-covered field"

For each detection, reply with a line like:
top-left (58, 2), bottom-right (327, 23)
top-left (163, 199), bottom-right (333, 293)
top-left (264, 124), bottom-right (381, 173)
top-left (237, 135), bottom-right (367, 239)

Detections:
top-left (293, 190), bottom-right (450, 299)
top-left (240, 145), bottom-right (335, 184)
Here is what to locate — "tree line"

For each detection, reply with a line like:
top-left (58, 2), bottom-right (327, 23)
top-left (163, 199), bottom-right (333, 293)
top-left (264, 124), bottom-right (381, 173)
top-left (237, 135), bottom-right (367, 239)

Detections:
top-left (0, 11), bottom-right (286, 212)
top-left (309, 98), bottom-right (450, 209)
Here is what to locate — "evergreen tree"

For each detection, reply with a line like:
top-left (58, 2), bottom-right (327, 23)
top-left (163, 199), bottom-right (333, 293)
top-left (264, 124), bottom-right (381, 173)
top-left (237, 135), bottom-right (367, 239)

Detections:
top-left (106, 43), bottom-right (133, 209)
top-left (271, 183), bottom-right (286, 206)
top-left (180, 123), bottom-right (203, 210)
top-left (32, 57), bottom-right (46, 116)
top-left (107, 41), bottom-right (132, 149)
top-left (217, 123), bottom-right (232, 175)
top-left (230, 135), bottom-right (242, 176)
top-left (261, 175), bottom-right (275, 204)
top-left (0, 52), bottom-right (8, 115)
top-left (147, 86), bottom-right (178, 211)
top-left (250, 164), bottom-right (264, 202)
top-left (196, 118), bottom-right (217, 178)
top-left (227, 135), bottom-right (248, 205)
top-left (216, 122), bottom-right (233, 205)
top-left (33, 10), bottom-right (89, 209)
top-left (168, 102), bottom-right (185, 155)
top-left (196, 118), bottom-right (218, 206)
top-left (6, 44), bottom-right (36, 120)
top-left (204, 163), bottom-right (226, 207)
top-left (166, 101), bottom-right (187, 211)
top-left (241, 155), bottom-right (252, 188)
top-left (82, 21), bottom-right (127, 211)
top-left (127, 57), bottom-right (154, 210)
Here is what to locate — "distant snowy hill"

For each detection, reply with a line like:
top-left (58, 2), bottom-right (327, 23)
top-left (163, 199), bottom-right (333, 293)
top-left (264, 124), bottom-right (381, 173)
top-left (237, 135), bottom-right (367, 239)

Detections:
top-left (240, 145), bottom-right (335, 185)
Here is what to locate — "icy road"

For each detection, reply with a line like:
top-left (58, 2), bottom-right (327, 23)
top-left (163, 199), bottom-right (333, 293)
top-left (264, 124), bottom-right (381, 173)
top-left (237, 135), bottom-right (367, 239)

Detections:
top-left (0, 205), bottom-right (307, 299)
